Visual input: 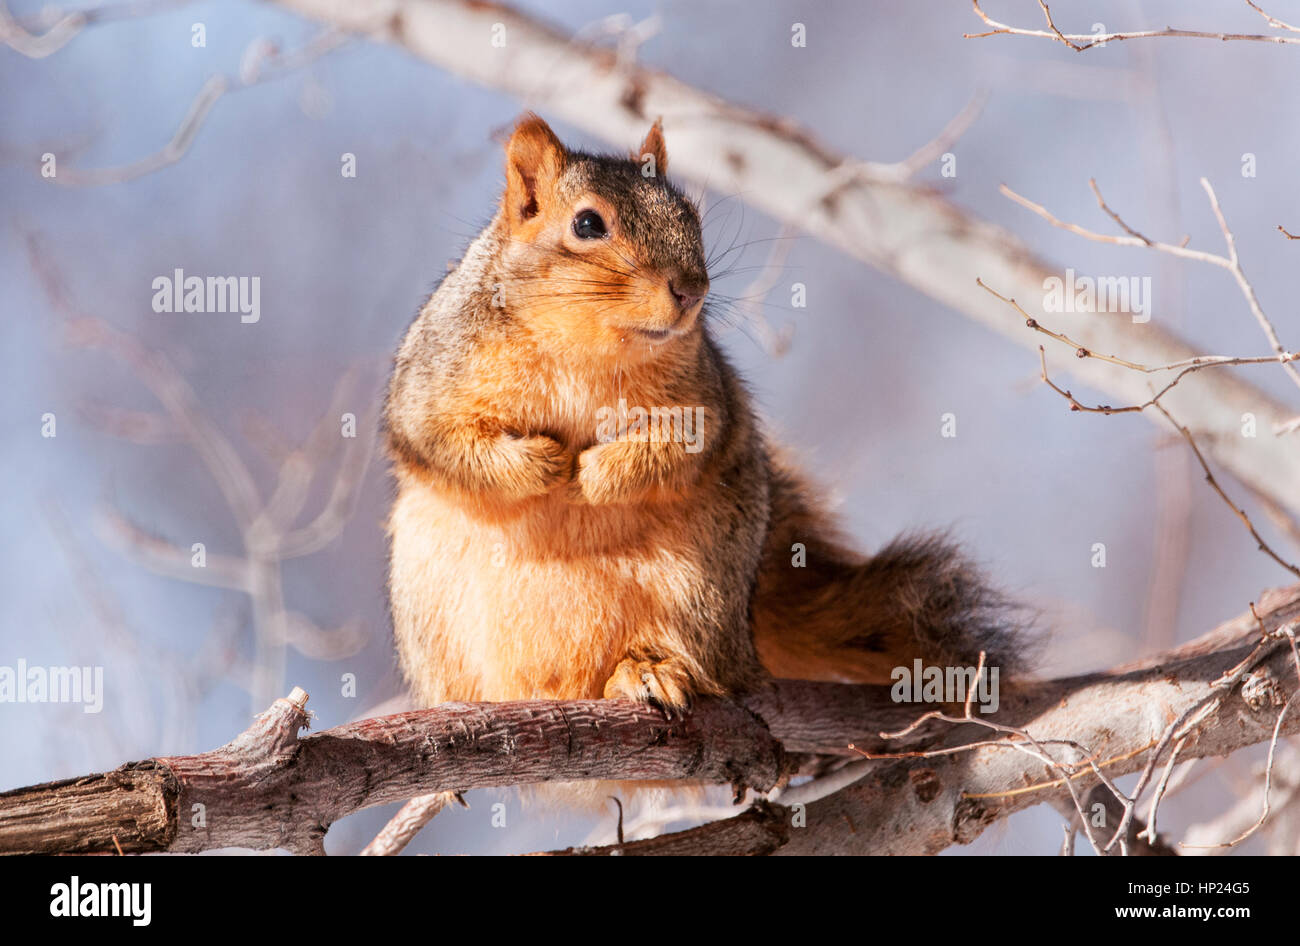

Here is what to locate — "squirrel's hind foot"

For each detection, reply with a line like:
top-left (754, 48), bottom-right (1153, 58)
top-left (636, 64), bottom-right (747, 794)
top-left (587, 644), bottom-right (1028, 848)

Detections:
top-left (603, 656), bottom-right (694, 718)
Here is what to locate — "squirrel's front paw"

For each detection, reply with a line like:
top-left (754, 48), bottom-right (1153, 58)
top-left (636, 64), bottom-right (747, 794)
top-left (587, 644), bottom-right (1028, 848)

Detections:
top-left (499, 433), bottom-right (572, 498)
top-left (603, 657), bottom-right (693, 717)
top-left (572, 440), bottom-right (643, 505)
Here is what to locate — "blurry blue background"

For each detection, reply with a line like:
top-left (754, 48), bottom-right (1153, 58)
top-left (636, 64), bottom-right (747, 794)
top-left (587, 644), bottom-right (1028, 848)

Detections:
top-left (3, 0), bottom-right (1299, 854)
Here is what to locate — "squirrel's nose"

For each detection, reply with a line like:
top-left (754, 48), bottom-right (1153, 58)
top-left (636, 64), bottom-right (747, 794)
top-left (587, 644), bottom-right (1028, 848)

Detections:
top-left (669, 279), bottom-right (707, 312)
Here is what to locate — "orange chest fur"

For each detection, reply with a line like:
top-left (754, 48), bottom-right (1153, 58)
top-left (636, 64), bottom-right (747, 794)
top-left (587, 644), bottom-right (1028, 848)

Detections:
top-left (460, 332), bottom-right (694, 448)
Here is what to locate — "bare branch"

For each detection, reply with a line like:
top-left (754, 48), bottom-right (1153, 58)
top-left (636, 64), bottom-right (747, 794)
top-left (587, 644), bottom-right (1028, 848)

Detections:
top-left (1183, 743), bottom-right (1300, 853)
top-left (774, 586), bottom-right (1300, 855)
top-left (0, 690), bottom-right (789, 855)
top-left (1247, 0), bottom-right (1300, 33)
top-left (966, 0), bottom-right (1300, 50)
top-left (977, 278), bottom-right (1300, 582)
top-left (1153, 403), bottom-right (1300, 580)
top-left (0, 0), bottom-right (187, 59)
top-left (361, 791), bottom-right (466, 856)
top-left (1001, 178), bottom-right (1300, 396)
top-left (5, 590), bottom-right (1300, 855)
top-left (92, 508), bottom-right (250, 590)
top-left (48, 28), bottom-right (349, 186)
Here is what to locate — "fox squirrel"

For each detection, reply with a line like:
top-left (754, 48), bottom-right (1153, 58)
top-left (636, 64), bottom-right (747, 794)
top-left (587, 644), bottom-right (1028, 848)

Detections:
top-left (385, 113), bottom-right (1021, 720)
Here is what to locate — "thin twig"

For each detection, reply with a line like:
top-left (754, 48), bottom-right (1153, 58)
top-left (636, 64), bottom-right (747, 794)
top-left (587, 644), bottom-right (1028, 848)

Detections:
top-left (1001, 178), bottom-right (1300, 396)
top-left (360, 791), bottom-right (466, 856)
top-left (49, 28), bottom-right (349, 186)
top-left (966, 0), bottom-right (1300, 49)
top-left (1153, 403), bottom-right (1300, 580)
top-left (0, 0), bottom-right (187, 58)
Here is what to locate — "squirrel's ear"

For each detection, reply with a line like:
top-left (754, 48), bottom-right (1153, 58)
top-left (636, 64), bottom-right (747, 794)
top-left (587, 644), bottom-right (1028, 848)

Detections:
top-left (634, 117), bottom-right (668, 176)
top-left (505, 113), bottom-right (565, 226)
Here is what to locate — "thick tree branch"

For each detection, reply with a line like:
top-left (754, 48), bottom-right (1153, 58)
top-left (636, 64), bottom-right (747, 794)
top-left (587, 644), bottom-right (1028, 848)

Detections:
top-left (3, 588), bottom-right (1299, 855)
top-left (0, 688), bottom-right (788, 855)
top-left (563, 585), bottom-right (1300, 856)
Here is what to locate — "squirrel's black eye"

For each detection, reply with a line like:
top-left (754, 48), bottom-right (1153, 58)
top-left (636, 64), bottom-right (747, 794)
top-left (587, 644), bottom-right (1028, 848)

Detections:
top-left (572, 210), bottom-right (607, 240)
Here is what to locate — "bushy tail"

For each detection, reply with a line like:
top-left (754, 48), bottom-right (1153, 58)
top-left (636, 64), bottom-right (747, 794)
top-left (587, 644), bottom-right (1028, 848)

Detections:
top-left (751, 459), bottom-right (1029, 684)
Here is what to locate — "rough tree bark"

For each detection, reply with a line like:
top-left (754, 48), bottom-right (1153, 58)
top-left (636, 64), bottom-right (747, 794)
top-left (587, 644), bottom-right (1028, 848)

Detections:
top-left (774, 585), bottom-right (1300, 856)
top-left (0, 689), bottom-right (787, 855)
top-left (557, 583), bottom-right (1300, 856)
top-left (2, 586), bottom-right (1297, 855)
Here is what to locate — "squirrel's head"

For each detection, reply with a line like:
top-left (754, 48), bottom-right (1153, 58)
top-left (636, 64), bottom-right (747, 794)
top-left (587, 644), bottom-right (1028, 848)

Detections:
top-left (497, 113), bottom-right (708, 362)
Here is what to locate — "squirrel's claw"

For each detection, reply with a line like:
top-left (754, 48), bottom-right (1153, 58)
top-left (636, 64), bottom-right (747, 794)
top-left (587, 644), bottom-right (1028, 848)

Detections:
top-left (603, 657), bottom-right (693, 719)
